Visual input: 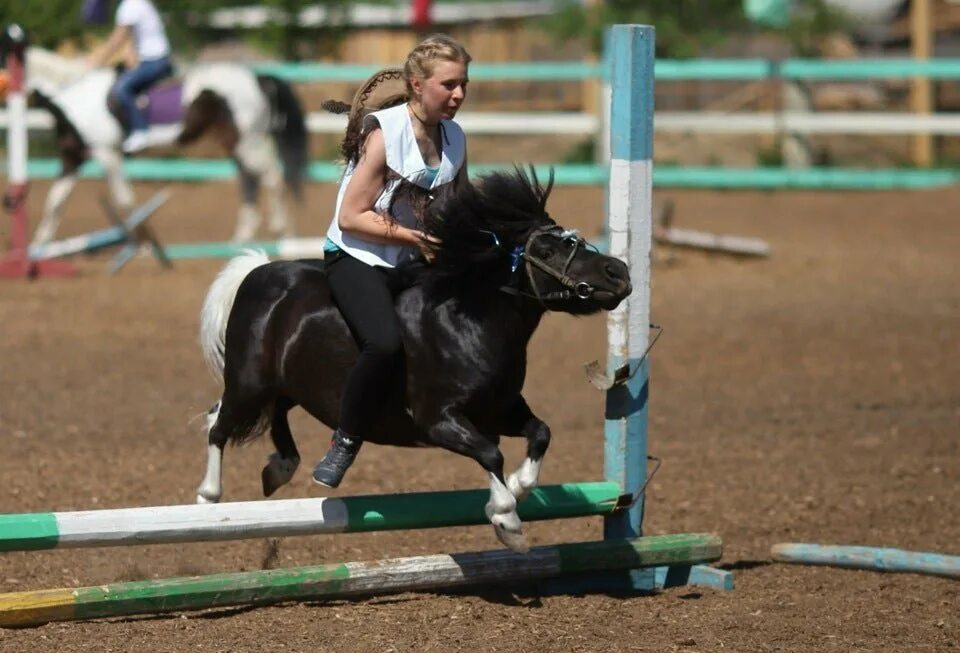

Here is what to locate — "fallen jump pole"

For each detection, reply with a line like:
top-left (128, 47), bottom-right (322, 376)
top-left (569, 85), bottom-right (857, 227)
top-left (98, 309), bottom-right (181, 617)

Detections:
top-left (27, 189), bottom-right (172, 273)
top-left (771, 543), bottom-right (960, 580)
top-left (0, 534), bottom-right (722, 627)
top-left (0, 482), bottom-right (625, 552)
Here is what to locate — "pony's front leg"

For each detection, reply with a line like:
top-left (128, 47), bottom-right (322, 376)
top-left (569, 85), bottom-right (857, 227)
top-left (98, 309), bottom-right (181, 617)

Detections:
top-left (33, 173), bottom-right (78, 245)
top-left (232, 135), bottom-right (277, 242)
top-left (501, 397), bottom-right (551, 502)
top-left (262, 398), bottom-right (300, 497)
top-left (428, 410), bottom-right (528, 553)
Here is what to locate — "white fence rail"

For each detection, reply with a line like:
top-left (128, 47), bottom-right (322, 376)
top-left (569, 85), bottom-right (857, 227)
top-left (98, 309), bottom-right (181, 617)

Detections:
top-left (6, 109), bottom-right (960, 136)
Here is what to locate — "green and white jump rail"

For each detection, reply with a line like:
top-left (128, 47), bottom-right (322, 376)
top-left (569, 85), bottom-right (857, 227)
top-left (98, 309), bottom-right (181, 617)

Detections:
top-left (162, 237), bottom-right (327, 261)
top-left (0, 482), bottom-right (625, 552)
top-left (0, 534), bottom-right (722, 627)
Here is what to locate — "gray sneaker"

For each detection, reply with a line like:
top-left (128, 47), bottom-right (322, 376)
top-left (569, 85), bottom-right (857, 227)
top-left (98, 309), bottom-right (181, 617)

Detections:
top-left (312, 431), bottom-right (362, 488)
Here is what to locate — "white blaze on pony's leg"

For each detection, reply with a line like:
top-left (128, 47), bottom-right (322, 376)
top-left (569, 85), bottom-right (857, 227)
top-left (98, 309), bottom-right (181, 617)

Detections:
top-left (33, 174), bottom-right (77, 245)
top-left (506, 456), bottom-right (543, 502)
top-left (485, 472), bottom-right (529, 553)
top-left (263, 164), bottom-right (294, 238)
top-left (196, 402), bottom-right (224, 504)
top-left (95, 146), bottom-right (135, 211)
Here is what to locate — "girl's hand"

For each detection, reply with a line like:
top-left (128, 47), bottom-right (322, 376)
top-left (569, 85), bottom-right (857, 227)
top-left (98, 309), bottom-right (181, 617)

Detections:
top-left (416, 231), bottom-right (442, 263)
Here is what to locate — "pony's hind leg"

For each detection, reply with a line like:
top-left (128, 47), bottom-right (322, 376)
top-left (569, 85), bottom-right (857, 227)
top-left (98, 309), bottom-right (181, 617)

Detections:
top-left (233, 162), bottom-right (262, 243)
top-left (261, 397), bottom-right (301, 497)
top-left (501, 397), bottom-right (551, 502)
top-left (235, 132), bottom-right (292, 239)
top-left (196, 395), bottom-right (271, 503)
top-left (196, 401), bottom-right (227, 504)
top-left (262, 160), bottom-right (294, 238)
top-left (96, 146), bottom-right (135, 215)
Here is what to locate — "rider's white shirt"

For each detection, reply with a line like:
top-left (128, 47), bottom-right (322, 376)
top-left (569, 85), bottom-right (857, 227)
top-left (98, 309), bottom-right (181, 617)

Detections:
top-left (325, 103), bottom-right (466, 268)
top-left (116, 0), bottom-right (170, 60)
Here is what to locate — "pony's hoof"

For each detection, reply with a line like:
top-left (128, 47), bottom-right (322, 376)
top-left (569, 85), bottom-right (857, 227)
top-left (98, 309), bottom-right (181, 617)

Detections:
top-left (261, 454), bottom-right (299, 497)
top-left (196, 492), bottom-right (220, 504)
top-left (493, 523), bottom-right (530, 553)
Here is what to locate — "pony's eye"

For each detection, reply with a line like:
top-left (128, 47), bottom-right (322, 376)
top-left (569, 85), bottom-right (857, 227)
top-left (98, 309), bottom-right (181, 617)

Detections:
top-left (533, 242), bottom-right (556, 259)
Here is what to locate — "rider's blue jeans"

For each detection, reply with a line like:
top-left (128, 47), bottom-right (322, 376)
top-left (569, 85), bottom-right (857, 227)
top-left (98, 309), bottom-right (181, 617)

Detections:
top-left (111, 56), bottom-right (173, 133)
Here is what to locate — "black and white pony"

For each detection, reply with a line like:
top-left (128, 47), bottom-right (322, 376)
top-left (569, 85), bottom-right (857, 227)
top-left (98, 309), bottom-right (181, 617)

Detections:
top-left (5, 47), bottom-right (307, 245)
top-left (194, 168), bottom-right (631, 551)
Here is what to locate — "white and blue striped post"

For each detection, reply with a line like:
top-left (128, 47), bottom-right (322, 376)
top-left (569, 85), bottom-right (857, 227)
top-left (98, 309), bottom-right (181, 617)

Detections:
top-left (602, 23), bottom-right (657, 590)
top-left (601, 24), bottom-right (732, 592)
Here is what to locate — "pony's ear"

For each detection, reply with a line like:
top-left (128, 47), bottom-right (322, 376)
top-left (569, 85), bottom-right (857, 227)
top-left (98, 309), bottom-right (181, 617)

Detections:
top-left (541, 167), bottom-right (556, 211)
top-left (321, 99), bottom-right (350, 114)
top-left (524, 164), bottom-right (554, 212)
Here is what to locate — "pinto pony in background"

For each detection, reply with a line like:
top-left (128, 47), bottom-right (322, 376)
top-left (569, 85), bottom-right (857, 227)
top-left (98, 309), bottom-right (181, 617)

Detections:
top-left (0, 45), bottom-right (308, 244)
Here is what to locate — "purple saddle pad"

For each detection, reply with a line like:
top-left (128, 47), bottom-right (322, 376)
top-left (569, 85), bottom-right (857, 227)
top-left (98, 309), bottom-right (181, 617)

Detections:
top-left (145, 83), bottom-right (183, 126)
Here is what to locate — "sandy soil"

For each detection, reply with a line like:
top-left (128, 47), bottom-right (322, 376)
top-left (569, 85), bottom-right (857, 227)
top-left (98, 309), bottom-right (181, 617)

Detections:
top-left (0, 178), bottom-right (958, 652)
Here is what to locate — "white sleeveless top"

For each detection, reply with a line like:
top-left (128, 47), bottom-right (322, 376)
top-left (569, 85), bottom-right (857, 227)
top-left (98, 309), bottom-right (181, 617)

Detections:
top-left (325, 103), bottom-right (466, 268)
top-left (115, 0), bottom-right (170, 60)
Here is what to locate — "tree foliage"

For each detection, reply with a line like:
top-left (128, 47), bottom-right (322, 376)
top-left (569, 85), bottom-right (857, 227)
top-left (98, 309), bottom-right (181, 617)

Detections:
top-left (0, 0), bottom-right (90, 49)
top-left (544, 0), bottom-right (851, 58)
top-left (0, 0), bottom-right (353, 59)
top-left (544, 0), bottom-right (750, 58)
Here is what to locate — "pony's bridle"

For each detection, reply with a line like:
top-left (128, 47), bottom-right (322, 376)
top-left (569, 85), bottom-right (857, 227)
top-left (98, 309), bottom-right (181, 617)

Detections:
top-left (496, 225), bottom-right (600, 306)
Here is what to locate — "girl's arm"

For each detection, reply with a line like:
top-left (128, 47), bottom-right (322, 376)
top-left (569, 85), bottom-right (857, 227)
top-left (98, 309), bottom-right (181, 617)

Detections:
top-left (338, 127), bottom-right (426, 247)
top-left (86, 25), bottom-right (131, 69)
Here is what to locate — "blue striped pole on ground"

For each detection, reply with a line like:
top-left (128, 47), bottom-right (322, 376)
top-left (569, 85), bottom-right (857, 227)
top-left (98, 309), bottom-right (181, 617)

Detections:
top-left (772, 543), bottom-right (960, 579)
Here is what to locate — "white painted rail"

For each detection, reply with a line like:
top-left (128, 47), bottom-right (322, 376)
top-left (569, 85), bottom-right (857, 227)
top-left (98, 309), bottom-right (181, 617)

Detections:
top-left (10, 109), bottom-right (960, 136)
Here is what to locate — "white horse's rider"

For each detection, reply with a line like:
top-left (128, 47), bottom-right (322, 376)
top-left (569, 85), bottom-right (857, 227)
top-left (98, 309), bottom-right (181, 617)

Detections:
top-left (83, 0), bottom-right (173, 153)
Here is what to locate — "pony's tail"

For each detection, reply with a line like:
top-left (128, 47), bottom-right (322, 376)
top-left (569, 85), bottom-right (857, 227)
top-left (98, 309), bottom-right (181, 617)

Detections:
top-left (199, 250), bottom-right (271, 380)
top-left (257, 74), bottom-right (308, 201)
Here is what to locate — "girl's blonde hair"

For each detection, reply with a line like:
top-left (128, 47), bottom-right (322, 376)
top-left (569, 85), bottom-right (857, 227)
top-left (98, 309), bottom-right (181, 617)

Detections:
top-left (403, 34), bottom-right (472, 93)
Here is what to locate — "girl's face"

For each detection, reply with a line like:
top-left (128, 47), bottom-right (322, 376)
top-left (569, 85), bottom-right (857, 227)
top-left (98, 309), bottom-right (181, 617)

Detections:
top-left (411, 59), bottom-right (469, 122)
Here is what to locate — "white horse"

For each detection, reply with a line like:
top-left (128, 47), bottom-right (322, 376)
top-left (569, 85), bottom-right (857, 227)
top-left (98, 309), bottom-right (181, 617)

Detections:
top-left (3, 47), bottom-right (308, 245)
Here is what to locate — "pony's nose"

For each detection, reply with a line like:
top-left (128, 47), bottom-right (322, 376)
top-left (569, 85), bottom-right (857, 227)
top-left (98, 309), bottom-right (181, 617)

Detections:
top-left (604, 259), bottom-right (632, 294)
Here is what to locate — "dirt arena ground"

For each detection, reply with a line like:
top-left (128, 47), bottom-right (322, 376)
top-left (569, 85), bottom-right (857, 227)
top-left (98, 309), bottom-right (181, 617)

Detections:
top-left (0, 179), bottom-right (958, 652)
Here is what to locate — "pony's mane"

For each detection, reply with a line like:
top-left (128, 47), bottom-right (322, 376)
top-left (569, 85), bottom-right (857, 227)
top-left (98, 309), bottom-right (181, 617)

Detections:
top-left (421, 167), bottom-right (555, 292)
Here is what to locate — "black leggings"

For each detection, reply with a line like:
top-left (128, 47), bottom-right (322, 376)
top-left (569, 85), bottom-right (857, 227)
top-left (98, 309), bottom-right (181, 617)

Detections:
top-left (325, 250), bottom-right (410, 439)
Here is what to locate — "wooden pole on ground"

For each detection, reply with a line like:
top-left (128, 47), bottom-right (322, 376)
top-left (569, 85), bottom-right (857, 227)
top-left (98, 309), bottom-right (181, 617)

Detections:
top-left (0, 535), bottom-right (723, 627)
